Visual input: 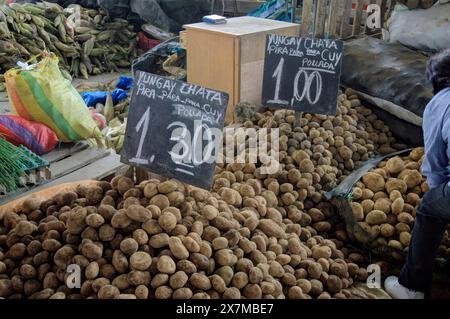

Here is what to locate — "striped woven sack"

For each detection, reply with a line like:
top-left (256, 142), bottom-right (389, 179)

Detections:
top-left (5, 52), bottom-right (105, 146)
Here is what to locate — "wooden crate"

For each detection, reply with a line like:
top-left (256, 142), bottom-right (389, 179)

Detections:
top-left (184, 16), bottom-right (300, 124)
top-left (0, 143), bottom-right (127, 205)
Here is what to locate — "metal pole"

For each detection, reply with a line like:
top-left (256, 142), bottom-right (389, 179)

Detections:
top-left (291, 0), bottom-right (296, 23)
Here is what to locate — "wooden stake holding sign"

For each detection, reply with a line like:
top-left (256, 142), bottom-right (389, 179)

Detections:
top-left (262, 35), bottom-right (343, 116)
top-left (122, 71), bottom-right (229, 190)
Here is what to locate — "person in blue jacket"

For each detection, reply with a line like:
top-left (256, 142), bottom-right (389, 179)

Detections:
top-left (385, 50), bottom-right (450, 299)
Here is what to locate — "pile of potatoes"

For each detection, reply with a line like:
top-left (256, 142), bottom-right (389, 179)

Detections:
top-left (349, 148), bottom-right (450, 260)
top-left (0, 176), bottom-right (370, 299)
top-left (233, 89), bottom-right (404, 202)
top-left (0, 90), bottom-right (409, 299)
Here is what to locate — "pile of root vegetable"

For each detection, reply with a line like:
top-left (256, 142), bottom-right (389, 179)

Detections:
top-left (0, 2), bottom-right (138, 90)
top-left (0, 91), bottom-right (407, 299)
top-left (349, 148), bottom-right (450, 261)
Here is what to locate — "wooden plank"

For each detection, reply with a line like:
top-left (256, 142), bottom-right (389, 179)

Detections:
top-left (353, 0), bottom-right (365, 36)
top-left (340, 0), bottom-right (353, 38)
top-left (314, 0), bottom-right (328, 38)
top-left (49, 148), bottom-right (111, 179)
top-left (0, 154), bottom-right (126, 205)
top-left (42, 142), bottom-right (89, 164)
top-left (301, 0), bottom-right (314, 37)
top-left (44, 154), bottom-right (127, 187)
top-left (327, 0), bottom-right (339, 38)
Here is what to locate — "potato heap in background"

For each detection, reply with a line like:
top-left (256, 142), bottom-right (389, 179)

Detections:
top-left (350, 148), bottom-right (450, 260)
top-left (233, 89), bottom-right (404, 199)
top-left (0, 177), bottom-right (369, 300)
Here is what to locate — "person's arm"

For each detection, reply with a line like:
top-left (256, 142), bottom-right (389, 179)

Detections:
top-left (422, 106), bottom-right (450, 189)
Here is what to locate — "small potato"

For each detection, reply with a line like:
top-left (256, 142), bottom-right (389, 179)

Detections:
top-left (380, 224), bottom-right (395, 238)
top-left (397, 212), bottom-right (414, 225)
top-left (190, 273), bottom-right (211, 290)
top-left (42, 239), bottom-right (62, 252)
top-left (86, 187), bottom-right (104, 205)
top-left (127, 271), bottom-right (151, 286)
top-left (117, 177), bottom-right (134, 195)
top-left (374, 198), bottom-right (391, 214)
top-left (150, 195), bottom-right (170, 210)
top-left (231, 272), bottom-right (248, 289)
top-left (98, 285), bottom-right (120, 299)
top-left (168, 237), bottom-right (189, 260)
top-left (157, 256), bottom-right (176, 274)
top-left (133, 229), bottom-right (149, 245)
top-left (111, 211), bottom-right (132, 229)
top-left (399, 232), bottom-right (412, 247)
top-left (135, 285), bottom-right (149, 299)
top-left (312, 246), bottom-right (332, 260)
top-left (243, 284), bottom-right (262, 299)
top-left (85, 214), bottom-right (105, 228)
top-left (158, 212), bottom-right (177, 232)
top-left (111, 274), bottom-right (129, 290)
top-left (200, 205), bottom-right (219, 221)
top-left (151, 273), bottom-right (169, 288)
top-left (210, 274), bottom-right (226, 293)
top-left (350, 203), bottom-right (364, 221)
top-left (296, 279), bottom-right (312, 294)
top-left (169, 287), bottom-right (192, 300)
top-left (126, 205), bottom-right (152, 222)
top-left (223, 287), bottom-right (241, 299)
top-left (169, 271), bottom-right (189, 289)
top-left (130, 252), bottom-right (152, 271)
top-left (362, 173), bottom-right (385, 192)
top-left (99, 225), bottom-right (115, 242)
top-left (85, 262), bottom-right (99, 280)
top-left (144, 183), bottom-right (158, 199)
top-left (120, 238), bottom-right (139, 256)
top-left (149, 233), bottom-right (170, 249)
top-left (15, 221), bottom-right (37, 237)
top-left (365, 210), bottom-right (388, 226)
top-left (215, 249), bottom-right (238, 267)
top-left (258, 219), bottom-right (286, 239)
top-left (158, 181), bottom-right (178, 194)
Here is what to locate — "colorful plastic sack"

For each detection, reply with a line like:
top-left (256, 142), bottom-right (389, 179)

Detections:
top-left (0, 115), bottom-right (59, 156)
top-left (5, 53), bottom-right (105, 146)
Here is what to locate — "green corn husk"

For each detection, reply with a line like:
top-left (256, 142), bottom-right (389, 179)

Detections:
top-left (0, 2), bottom-right (140, 91)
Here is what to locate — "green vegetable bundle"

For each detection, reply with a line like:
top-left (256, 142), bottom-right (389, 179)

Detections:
top-left (0, 2), bottom-right (139, 90)
top-left (0, 137), bottom-right (47, 194)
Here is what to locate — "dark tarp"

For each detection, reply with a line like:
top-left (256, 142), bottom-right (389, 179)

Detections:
top-left (341, 37), bottom-right (434, 146)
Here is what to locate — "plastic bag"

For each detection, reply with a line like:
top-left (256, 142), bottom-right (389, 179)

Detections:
top-left (0, 115), bottom-right (58, 155)
top-left (82, 89), bottom-right (129, 107)
top-left (117, 76), bottom-right (133, 90)
top-left (5, 53), bottom-right (105, 146)
top-left (387, 3), bottom-right (450, 52)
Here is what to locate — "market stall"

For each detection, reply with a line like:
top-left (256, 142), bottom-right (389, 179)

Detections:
top-left (0, 0), bottom-right (448, 302)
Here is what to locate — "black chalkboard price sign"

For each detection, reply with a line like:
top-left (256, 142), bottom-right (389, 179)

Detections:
top-left (262, 35), bottom-right (344, 115)
top-left (122, 71), bottom-right (229, 190)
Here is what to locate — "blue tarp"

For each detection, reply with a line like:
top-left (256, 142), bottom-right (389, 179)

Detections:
top-left (82, 89), bottom-right (129, 107)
